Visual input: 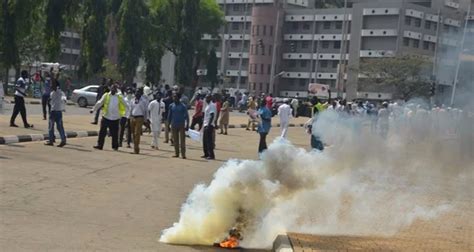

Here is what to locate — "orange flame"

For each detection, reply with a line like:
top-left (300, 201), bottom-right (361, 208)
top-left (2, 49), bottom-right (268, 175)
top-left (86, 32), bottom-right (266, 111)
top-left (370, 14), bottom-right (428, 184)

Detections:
top-left (219, 235), bottom-right (239, 248)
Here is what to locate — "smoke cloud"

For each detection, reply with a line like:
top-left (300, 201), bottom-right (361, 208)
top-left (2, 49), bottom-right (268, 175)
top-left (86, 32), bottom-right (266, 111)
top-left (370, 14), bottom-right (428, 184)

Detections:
top-left (159, 106), bottom-right (473, 249)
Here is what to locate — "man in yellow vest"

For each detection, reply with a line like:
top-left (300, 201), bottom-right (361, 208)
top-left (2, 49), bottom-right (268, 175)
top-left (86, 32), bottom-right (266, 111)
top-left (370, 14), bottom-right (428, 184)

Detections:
top-left (90, 84), bottom-right (126, 151)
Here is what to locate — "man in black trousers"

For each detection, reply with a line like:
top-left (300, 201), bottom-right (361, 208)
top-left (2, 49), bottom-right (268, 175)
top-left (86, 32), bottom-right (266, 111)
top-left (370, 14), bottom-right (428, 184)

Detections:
top-left (10, 70), bottom-right (33, 128)
top-left (201, 94), bottom-right (217, 160)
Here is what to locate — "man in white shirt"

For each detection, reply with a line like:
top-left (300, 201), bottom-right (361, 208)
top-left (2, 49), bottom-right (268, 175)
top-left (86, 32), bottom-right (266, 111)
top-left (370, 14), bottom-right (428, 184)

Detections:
top-left (290, 96), bottom-right (299, 117)
top-left (119, 87), bottom-right (133, 148)
top-left (148, 94), bottom-right (165, 150)
top-left (44, 79), bottom-right (67, 147)
top-left (91, 84), bottom-right (126, 151)
top-left (202, 94), bottom-right (217, 160)
top-left (130, 88), bottom-right (149, 154)
top-left (278, 98), bottom-right (293, 139)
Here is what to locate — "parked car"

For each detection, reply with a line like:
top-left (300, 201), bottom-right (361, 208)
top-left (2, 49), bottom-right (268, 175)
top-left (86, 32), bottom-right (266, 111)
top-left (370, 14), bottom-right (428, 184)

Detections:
top-left (71, 85), bottom-right (99, 107)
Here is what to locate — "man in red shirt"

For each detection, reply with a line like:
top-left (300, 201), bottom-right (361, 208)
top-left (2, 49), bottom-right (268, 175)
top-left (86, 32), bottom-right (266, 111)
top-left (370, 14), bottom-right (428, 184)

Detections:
top-left (265, 93), bottom-right (273, 110)
top-left (190, 95), bottom-right (204, 130)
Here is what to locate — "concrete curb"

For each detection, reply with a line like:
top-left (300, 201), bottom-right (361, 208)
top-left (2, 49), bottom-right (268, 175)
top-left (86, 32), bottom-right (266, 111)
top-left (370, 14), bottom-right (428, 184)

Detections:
top-left (273, 234), bottom-right (293, 252)
top-left (0, 124), bottom-right (305, 145)
top-left (5, 99), bottom-right (76, 106)
top-left (0, 131), bottom-right (98, 145)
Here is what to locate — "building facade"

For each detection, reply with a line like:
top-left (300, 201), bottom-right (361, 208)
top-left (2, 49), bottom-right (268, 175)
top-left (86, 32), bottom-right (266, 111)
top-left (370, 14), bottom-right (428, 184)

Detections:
top-left (198, 0), bottom-right (471, 101)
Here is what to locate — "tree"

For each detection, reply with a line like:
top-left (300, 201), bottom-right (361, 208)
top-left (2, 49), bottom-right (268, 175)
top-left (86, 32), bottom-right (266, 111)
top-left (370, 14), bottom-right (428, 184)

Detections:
top-left (206, 48), bottom-right (218, 89)
top-left (117, 0), bottom-right (148, 84)
top-left (79, 0), bottom-right (107, 78)
top-left (102, 58), bottom-right (121, 81)
top-left (359, 55), bottom-right (431, 100)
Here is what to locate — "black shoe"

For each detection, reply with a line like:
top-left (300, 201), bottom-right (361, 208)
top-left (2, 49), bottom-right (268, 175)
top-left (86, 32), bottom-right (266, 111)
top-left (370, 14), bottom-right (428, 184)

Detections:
top-left (200, 155), bottom-right (208, 158)
top-left (10, 124), bottom-right (18, 128)
top-left (93, 146), bottom-right (103, 150)
top-left (91, 122), bottom-right (98, 125)
top-left (206, 157), bottom-right (215, 160)
top-left (182, 156), bottom-right (186, 159)
top-left (44, 141), bottom-right (54, 146)
top-left (172, 155), bottom-right (179, 158)
top-left (25, 124), bottom-right (33, 128)
top-left (57, 142), bottom-right (66, 147)
top-left (43, 117), bottom-right (47, 120)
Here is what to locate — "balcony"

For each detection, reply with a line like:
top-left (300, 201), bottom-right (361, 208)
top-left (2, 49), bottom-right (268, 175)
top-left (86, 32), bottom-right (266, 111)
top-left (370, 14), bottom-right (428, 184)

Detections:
top-left (363, 8), bottom-right (399, 16)
top-left (361, 29), bottom-right (398, 37)
top-left (403, 31), bottom-right (422, 40)
top-left (225, 16), bottom-right (251, 22)
top-left (405, 9), bottom-right (424, 19)
top-left (360, 50), bottom-right (395, 58)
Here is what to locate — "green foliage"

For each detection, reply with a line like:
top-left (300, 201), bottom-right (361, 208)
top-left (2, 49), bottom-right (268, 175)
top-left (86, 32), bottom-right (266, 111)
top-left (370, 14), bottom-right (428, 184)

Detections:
top-left (359, 55), bottom-right (431, 100)
top-left (117, 0), bottom-right (148, 84)
top-left (80, 0), bottom-right (107, 78)
top-left (102, 58), bottom-right (121, 81)
top-left (206, 48), bottom-right (218, 89)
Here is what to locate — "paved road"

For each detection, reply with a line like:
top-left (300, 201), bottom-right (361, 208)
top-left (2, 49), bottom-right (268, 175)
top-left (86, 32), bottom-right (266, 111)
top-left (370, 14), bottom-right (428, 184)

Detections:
top-left (0, 128), bottom-right (308, 251)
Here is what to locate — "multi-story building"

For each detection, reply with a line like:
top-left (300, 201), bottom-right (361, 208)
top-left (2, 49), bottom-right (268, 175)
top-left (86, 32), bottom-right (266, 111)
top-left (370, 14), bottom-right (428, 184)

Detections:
top-left (197, 0), bottom-right (471, 101)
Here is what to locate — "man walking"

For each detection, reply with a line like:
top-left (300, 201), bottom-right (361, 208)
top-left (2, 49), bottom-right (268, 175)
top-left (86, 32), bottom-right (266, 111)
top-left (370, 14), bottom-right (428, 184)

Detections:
top-left (91, 84), bottom-right (126, 151)
top-left (119, 87), bottom-right (133, 148)
top-left (148, 93), bottom-right (165, 150)
top-left (291, 96), bottom-right (299, 117)
top-left (162, 90), bottom-right (174, 144)
top-left (41, 72), bottom-right (52, 120)
top-left (44, 79), bottom-right (67, 147)
top-left (129, 88), bottom-right (148, 154)
top-left (278, 98), bottom-right (293, 139)
top-left (190, 95), bottom-right (204, 131)
top-left (10, 70), bottom-right (33, 128)
top-left (202, 95), bottom-right (217, 160)
top-left (257, 100), bottom-right (272, 154)
top-left (167, 93), bottom-right (189, 159)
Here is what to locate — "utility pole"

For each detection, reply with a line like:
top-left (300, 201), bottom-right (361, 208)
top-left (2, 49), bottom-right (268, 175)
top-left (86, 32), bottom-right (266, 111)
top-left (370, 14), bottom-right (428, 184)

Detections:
top-left (269, 0), bottom-right (284, 95)
top-left (220, 0), bottom-right (227, 89)
top-left (308, 9), bottom-right (318, 84)
top-left (236, 0), bottom-right (251, 90)
top-left (336, 0), bottom-right (348, 98)
top-left (431, 7), bottom-right (442, 107)
top-left (451, 1), bottom-right (471, 106)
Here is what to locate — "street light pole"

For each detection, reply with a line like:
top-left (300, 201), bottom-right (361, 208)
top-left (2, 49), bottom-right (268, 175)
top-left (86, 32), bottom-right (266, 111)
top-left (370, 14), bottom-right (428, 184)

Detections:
top-left (236, 0), bottom-right (252, 90)
top-left (336, 0), bottom-right (348, 98)
top-left (269, 0), bottom-right (284, 95)
top-left (220, 0), bottom-right (227, 89)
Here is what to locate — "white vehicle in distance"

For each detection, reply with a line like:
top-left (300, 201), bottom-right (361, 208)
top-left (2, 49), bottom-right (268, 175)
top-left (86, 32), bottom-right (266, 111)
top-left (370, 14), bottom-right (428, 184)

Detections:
top-left (70, 85), bottom-right (99, 107)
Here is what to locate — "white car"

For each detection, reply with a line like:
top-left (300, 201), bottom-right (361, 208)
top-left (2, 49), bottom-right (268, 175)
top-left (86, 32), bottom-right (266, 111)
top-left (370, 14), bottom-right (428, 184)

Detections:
top-left (71, 85), bottom-right (99, 107)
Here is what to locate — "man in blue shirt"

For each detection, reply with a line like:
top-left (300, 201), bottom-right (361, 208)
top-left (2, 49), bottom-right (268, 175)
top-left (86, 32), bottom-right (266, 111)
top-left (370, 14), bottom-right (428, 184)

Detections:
top-left (167, 93), bottom-right (189, 159)
top-left (257, 99), bottom-right (272, 154)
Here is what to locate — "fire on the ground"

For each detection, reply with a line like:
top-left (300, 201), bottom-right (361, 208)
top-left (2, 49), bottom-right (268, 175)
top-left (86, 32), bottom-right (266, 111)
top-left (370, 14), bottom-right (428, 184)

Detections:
top-left (216, 227), bottom-right (242, 249)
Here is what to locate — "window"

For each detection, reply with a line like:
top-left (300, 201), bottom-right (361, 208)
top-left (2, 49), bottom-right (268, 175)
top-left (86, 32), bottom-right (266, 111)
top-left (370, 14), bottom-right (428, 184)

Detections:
top-left (332, 61), bottom-right (339, 68)
top-left (321, 60), bottom-right (328, 68)
top-left (403, 37), bottom-right (410, 46)
top-left (425, 21), bottom-right (431, 30)
top-left (414, 18), bottom-right (421, 27)
top-left (405, 16), bottom-right (411, 25)
top-left (303, 23), bottom-right (310, 30)
top-left (289, 60), bottom-right (296, 68)
top-left (254, 64), bottom-right (258, 74)
top-left (255, 45), bottom-right (259, 55)
top-left (259, 64), bottom-right (263, 74)
top-left (256, 25), bottom-right (260, 36)
top-left (232, 4), bottom-right (239, 11)
top-left (433, 22), bottom-right (437, 31)
top-left (261, 44), bottom-right (265, 55)
top-left (453, 26), bottom-right (459, 33)
top-left (299, 79), bottom-right (306, 86)
top-left (423, 41), bottom-right (430, 50)
top-left (292, 22), bottom-right (299, 30)
top-left (268, 45), bottom-right (273, 55)
top-left (270, 26), bottom-right (273, 36)
top-left (301, 60), bottom-right (307, 68)
top-left (334, 41), bottom-right (341, 49)
top-left (230, 59), bottom-right (238, 66)
top-left (245, 22), bottom-right (250, 30)
top-left (267, 64), bottom-right (271, 74)
top-left (232, 22), bottom-right (240, 30)
top-left (443, 25), bottom-right (449, 33)
top-left (231, 40), bottom-right (238, 48)
top-left (259, 83), bottom-right (263, 91)
top-left (322, 41), bottom-right (329, 48)
top-left (302, 41), bottom-right (309, 48)
top-left (266, 83), bottom-right (269, 93)
top-left (413, 39), bottom-right (419, 48)
top-left (289, 79), bottom-right (295, 86)
top-left (323, 21), bottom-right (331, 29)
top-left (87, 87), bottom-right (98, 93)
top-left (263, 25), bottom-right (266, 35)
top-left (336, 21), bottom-right (342, 29)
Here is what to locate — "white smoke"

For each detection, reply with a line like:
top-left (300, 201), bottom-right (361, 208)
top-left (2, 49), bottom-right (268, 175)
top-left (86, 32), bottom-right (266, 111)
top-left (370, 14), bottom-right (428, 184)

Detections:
top-left (159, 106), bottom-right (473, 249)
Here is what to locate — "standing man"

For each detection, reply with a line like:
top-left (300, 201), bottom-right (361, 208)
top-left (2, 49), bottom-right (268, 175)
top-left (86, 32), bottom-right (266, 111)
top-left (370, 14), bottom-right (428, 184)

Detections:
top-left (41, 72), bottom-right (52, 120)
top-left (44, 78), bottom-right (67, 147)
top-left (91, 84), bottom-right (126, 151)
top-left (119, 87), bottom-right (133, 148)
top-left (278, 98), bottom-right (293, 139)
top-left (148, 93), bottom-right (165, 150)
top-left (129, 88), bottom-right (148, 154)
top-left (91, 78), bottom-right (107, 125)
top-left (291, 96), bottom-right (299, 117)
top-left (167, 93), bottom-right (189, 159)
top-left (257, 100), bottom-right (272, 154)
top-left (265, 93), bottom-right (273, 110)
top-left (162, 90), bottom-right (174, 144)
top-left (190, 95), bottom-right (204, 131)
top-left (202, 95), bottom-right (217, 160)
top-left (10, 70), bottom-right (33, 128)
